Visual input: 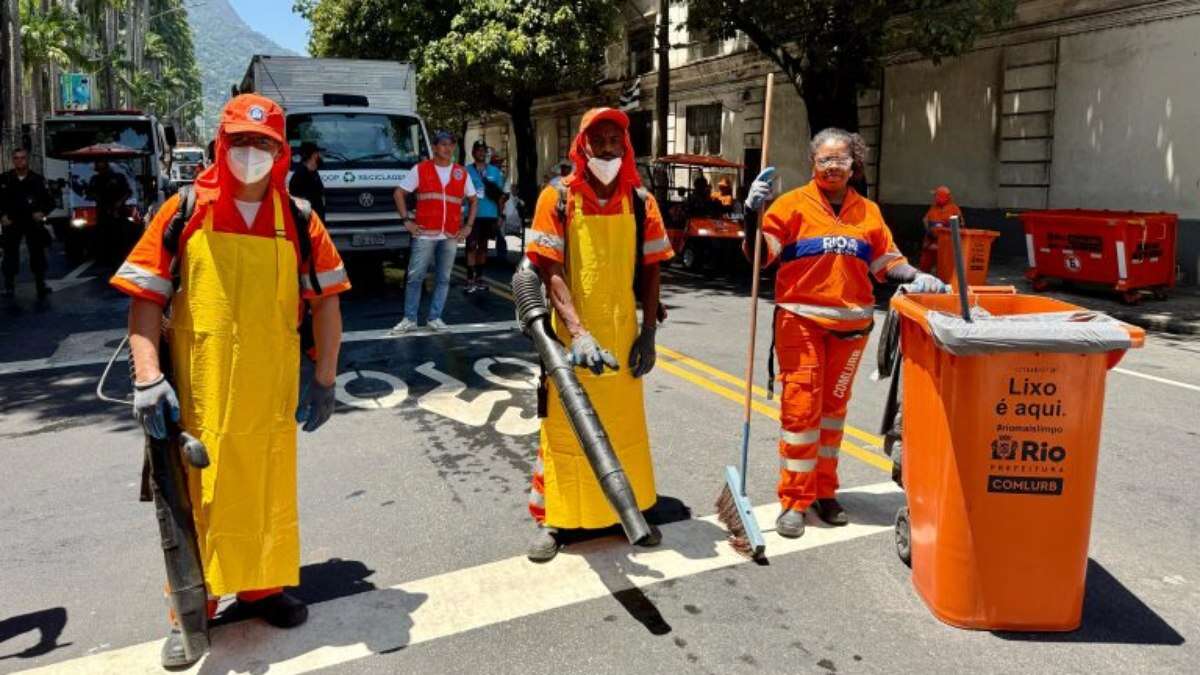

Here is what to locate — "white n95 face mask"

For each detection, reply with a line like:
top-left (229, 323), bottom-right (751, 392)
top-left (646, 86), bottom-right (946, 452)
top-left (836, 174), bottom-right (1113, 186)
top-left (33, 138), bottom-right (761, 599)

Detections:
top-left (587, 157), bottom-right (622, 185)
top-left (227, 146), bottom-right (274, 183)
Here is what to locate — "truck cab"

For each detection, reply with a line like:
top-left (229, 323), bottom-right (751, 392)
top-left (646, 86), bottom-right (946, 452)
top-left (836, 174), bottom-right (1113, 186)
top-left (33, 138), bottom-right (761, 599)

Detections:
top-left (240, 56), bottom-right (431, 274)
top-left (285, 103), bottom-right (429, 257)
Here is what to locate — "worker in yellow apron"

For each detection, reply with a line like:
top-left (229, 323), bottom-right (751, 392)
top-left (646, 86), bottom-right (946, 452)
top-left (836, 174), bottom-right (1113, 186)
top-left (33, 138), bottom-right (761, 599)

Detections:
top-left (524, 107), bottom-right (675, 561)
top-left (113, 94), bottom-right (350, 668)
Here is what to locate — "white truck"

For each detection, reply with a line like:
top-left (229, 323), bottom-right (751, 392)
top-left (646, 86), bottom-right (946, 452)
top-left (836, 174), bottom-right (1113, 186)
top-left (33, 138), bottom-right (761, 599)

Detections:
top-left (239, 56), bottom-right (431, 269)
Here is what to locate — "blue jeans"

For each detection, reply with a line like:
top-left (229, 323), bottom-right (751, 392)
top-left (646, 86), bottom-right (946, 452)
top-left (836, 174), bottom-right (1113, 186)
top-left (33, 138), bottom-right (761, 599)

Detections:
top-left (404, 237), bottom-right (457, 322)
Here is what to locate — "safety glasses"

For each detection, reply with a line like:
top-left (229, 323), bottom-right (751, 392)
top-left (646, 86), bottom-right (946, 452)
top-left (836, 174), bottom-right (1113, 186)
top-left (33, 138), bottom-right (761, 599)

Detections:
top-left (814, 156), bottom-right (853, 170)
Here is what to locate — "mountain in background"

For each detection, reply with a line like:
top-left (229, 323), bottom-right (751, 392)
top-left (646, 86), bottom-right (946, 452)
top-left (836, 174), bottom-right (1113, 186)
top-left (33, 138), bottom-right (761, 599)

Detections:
top-left (187, 0), bottom-right (298, 140)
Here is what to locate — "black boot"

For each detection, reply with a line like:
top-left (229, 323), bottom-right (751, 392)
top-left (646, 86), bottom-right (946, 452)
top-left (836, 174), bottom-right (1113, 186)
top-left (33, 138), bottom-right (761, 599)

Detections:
top-left (237, 591), bottom-right (308, 628)
top-left (813, 498), bottom-right (849, 526)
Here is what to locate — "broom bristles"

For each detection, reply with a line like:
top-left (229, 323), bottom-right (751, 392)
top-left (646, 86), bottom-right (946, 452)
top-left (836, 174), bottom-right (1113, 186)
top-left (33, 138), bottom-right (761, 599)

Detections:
top-left (716, 483), bottom-right (754, 558)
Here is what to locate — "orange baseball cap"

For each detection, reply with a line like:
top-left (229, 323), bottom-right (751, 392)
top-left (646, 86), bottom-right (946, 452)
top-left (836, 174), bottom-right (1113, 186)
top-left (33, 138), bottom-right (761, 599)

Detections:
top-left (220, 94), bottom-right (286, 145)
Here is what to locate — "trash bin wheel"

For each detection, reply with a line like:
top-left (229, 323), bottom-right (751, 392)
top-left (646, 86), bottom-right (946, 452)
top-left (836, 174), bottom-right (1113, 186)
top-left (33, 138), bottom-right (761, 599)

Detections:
top-left (681, 242), bottom-right (700, 271)
top-left (895, 506), bottom-right (912, 567)
top-left (1121, 290), bottom-right (1142, 305)
top-left (1151, 287), bottom-right (1169, 301)
top-left (1031, 277), bottom-right (1052, 292)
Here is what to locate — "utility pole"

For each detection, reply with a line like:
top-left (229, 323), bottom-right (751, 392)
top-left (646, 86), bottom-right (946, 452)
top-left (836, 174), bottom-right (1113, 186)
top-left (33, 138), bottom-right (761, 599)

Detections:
top-left (654, 0), bottom-right (669, 159)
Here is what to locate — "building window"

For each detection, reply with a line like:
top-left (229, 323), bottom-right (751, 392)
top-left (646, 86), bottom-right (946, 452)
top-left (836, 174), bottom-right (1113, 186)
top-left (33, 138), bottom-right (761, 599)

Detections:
top-left (629, 111), bottom-right (653, 157)
top-left (687, 30), bottom-right (721, 61)
top-left (686, 104), bottom-right (722, 155)
top-left (628, 21), bottom-right (655, 77)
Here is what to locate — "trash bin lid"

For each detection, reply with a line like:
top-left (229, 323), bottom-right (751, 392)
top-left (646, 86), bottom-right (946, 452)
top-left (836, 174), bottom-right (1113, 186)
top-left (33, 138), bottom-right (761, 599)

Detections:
top-left (923, 309), bottom-right (1135, 356)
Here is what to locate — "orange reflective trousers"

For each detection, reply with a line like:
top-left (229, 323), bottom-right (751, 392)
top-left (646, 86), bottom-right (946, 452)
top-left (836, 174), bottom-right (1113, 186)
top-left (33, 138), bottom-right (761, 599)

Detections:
top-left (775, 311), bottom-right (868, 512)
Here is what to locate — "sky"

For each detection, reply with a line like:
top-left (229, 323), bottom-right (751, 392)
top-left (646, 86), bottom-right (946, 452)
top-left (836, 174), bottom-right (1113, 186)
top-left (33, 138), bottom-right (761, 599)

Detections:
top-left (229, 0), bottom-right (312, 56)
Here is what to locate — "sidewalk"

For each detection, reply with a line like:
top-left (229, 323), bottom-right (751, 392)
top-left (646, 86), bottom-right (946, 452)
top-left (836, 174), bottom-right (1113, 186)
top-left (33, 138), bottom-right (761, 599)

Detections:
top-left (986, 259), bottom-right (1200, 336)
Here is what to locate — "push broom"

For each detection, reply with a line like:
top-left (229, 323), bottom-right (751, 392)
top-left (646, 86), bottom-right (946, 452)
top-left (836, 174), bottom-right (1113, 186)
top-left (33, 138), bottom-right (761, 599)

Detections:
top-left (715, 73), bottom-right (775, 561)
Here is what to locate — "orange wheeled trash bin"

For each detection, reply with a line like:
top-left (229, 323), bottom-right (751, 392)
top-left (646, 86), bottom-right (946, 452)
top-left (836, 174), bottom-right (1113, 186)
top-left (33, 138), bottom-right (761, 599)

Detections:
top-left (934, 227), bottom-right (999, 287)
top-left (1019, 209), bottom-right (1177, 304)
top-left (889, 289), bottom-right (1143, 631)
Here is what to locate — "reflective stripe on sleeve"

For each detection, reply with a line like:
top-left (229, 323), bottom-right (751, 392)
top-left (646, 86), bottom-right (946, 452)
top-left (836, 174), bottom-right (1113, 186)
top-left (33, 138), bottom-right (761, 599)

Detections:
top-left (643, 236), bottom-right (672, 256)
top-left (532, 232), bottom-right (564, 252)
top-left (777, 303), bottom-right (874, 322)
top-left (782, 457), bottom-right (817, 473)
top-left (781, 428), bottom-right (819, 446)
top-left (762, 232), bottom-right (783, 259)
top-left (870, 251), bottom-right (902, 274)
top-left (301, 264), bottom-right (349, 292)
top-left (115, 262), bottom-right (174, 299)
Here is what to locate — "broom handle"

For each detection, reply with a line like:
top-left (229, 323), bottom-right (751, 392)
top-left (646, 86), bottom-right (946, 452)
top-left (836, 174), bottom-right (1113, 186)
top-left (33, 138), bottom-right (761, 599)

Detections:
top-left (740, 73), bottom-right (775, 495)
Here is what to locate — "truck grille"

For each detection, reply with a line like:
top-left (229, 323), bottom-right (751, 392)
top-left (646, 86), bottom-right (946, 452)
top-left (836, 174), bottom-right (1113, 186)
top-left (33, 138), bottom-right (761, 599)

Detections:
top-left (325, 187), bottom-right (397, 214)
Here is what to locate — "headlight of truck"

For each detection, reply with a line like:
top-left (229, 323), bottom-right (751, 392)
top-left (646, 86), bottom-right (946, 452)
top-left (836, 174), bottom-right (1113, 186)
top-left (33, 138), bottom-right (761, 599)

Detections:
top-left (71, 218), bottom-right (88, 229)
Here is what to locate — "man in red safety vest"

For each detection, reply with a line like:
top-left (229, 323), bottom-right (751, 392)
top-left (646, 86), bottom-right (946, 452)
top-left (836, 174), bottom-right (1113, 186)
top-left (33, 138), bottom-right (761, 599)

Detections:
top-left (392, 130), bottom-right (479, 332)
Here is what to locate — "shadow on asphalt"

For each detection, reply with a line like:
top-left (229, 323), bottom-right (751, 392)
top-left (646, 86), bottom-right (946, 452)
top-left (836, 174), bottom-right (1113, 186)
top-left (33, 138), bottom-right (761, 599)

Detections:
top-left (549, 495), bottom-right (728, 637)
top-left (993, 559), bottom-right (1185, 645)
top-left (200, 558), bottom-right (427, 674)
top-left (0, 606), bottom-right (71, 661)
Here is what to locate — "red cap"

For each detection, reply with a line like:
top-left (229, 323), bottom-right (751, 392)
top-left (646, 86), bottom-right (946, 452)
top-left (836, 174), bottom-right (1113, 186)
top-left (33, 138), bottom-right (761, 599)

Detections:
top-left (220, 94), bottom-right (285, 145)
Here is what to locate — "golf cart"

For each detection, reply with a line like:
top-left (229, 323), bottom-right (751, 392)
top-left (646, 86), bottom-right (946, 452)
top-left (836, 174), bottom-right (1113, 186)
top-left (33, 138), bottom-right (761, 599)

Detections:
top-left (643, 153), bottom-right (746, 271)
top-left (50, 142), bottom-right (151, 265)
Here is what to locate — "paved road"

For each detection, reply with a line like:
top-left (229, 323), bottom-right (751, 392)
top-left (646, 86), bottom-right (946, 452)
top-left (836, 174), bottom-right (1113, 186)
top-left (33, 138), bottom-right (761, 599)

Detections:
top-left (1, 243), bottom-right (1197, 674)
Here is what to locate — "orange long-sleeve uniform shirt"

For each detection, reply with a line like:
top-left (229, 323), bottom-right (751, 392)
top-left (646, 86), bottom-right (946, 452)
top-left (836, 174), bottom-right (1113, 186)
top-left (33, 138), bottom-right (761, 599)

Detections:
top-left (111, 191), bottom-right (350, 308)
top-left (760, 181), bottom-right (907, 332)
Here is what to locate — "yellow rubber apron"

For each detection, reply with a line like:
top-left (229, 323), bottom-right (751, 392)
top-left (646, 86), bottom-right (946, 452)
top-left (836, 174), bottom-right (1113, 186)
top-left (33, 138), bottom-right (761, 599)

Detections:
top-left (540, 192), bottom-right (657, 529)
top-left (169, 191), bottom-right (301, 596)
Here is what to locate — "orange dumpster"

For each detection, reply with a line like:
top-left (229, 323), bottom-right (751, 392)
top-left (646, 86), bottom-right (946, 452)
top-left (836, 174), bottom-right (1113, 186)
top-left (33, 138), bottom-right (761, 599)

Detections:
top-left (935, 227), bottom-right (999, 287)
top-left (890, 289), bottom-right (1143, 631)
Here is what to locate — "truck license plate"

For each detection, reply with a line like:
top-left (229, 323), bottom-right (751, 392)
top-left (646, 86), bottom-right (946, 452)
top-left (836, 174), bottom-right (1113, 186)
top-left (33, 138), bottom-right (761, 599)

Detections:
top-left (351, 233), bottom-right (386, 247)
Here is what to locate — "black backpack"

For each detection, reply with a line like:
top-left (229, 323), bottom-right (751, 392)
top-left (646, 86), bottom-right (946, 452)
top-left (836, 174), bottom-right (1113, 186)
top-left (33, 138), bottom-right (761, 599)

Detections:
top-left (161, 185), bottom-right (322, 355)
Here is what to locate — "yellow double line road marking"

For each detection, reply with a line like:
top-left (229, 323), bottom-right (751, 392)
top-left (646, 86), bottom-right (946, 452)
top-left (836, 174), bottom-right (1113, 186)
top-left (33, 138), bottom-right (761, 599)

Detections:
top-left (461, 266), bottom-right (891, 473)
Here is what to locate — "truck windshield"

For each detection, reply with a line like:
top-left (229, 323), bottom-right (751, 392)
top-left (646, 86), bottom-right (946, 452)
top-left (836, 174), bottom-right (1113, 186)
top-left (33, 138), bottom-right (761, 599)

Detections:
top-left (174, 150), bottom-right (204, 164)
top-left (288, 113), bottom-right (427, 171)
top-left (45, 119), bottom-right (154, 156)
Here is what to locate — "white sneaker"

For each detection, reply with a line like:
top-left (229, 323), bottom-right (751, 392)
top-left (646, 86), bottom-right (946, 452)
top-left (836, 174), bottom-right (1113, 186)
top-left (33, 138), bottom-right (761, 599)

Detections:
top-left (427, 318), bottom-right (449, 331)
top-left (392, 318), bottom-right (417, 333)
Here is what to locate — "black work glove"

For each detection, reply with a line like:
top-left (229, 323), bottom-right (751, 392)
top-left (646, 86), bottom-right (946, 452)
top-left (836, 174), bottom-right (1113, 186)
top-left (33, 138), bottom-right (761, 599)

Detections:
top-left (133, 374), bottom-right (180, 440)
top-left (296, 379), bottom-right (336, 432)
top-left (569, 331), bottom-right (620, 375)
top-left (628, 326), bottom-right (657, 378)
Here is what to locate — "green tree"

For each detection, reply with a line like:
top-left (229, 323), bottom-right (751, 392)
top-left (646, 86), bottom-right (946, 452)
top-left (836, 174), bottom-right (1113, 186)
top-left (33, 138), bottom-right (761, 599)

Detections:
top-left (301, 0), bottom-right (619, 207)
top-left (686, 0), bottom-right (1016, 134)
top-left (19, 0), bottom-right (88, 111)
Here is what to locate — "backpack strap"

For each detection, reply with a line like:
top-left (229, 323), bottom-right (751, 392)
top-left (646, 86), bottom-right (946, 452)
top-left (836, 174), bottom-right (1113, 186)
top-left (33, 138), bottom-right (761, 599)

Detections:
top-left (288, 196), bottom-right (321, 296)
top-left (164, 186), bottom-right (197, 291)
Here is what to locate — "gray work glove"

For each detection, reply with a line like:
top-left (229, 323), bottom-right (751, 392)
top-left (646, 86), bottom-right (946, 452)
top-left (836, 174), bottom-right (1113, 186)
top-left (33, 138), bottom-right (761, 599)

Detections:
top-left (628, 326), bottom-right (657, 378)
top-left (901, 272), bottom-right (952, 294)
top-left (296, 379), bottom-right (336, 432)
top-left (569, 331), bottom-right (620, 375)
top-left (744, 166), bottom-right (776, 211)
top-left (133, 374), bottom-right (180, 440)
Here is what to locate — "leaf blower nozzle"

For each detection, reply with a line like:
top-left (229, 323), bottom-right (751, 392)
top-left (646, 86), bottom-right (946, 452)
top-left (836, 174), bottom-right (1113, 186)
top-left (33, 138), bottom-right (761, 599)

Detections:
top-left (512, 260), bottom-right (653, 545)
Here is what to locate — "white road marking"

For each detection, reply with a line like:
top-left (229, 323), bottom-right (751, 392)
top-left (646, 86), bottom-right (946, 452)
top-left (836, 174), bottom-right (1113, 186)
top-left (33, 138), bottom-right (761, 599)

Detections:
top-left (20, 482), bottom-right (904, 675)
top-left (1113, 367), bottom-right (1200, 393)
top-left (0, 321), bottom-right (519, 377)
top-left (45, 260), bottom-right (95, 292)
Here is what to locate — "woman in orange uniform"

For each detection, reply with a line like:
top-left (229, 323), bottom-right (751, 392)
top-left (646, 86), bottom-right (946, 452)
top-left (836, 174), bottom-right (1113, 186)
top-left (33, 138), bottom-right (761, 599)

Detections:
top-left (918, 185), bottom-right (964, 273)
top-left (744, 128), bottom-right (948, 538)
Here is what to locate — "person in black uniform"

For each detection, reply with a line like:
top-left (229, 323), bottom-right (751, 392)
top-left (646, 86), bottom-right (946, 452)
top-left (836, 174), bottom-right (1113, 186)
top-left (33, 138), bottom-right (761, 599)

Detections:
top-left (288, 141), bottom-right (326, 222)
top-left (1, 148), bottom-right (55, 298)
top-left (86, 159), bottom-right (132, 267)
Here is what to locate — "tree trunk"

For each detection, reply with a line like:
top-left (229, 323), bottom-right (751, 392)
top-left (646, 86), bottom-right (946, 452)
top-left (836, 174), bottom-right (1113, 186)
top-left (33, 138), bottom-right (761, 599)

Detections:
top-left (799, 70), bottom-right (861, 135)
top-left (1, 0), bottom-right (24, 164)
top-left (509, 95), bottom-right (539, 212)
